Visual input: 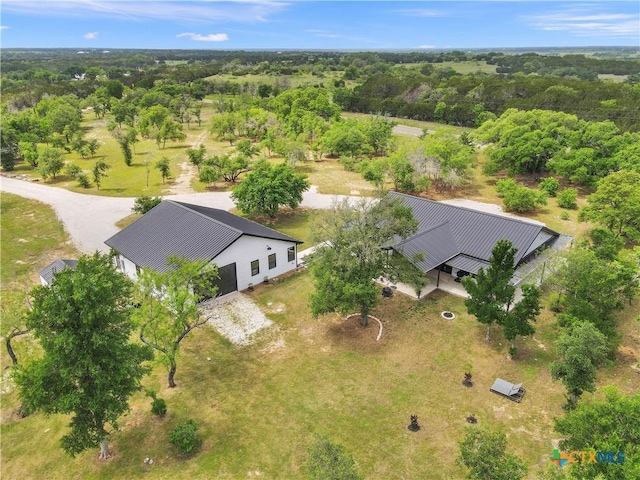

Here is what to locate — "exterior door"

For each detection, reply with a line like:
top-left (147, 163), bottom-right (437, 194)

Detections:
top-left (215, 262), bottom-right (238, 297)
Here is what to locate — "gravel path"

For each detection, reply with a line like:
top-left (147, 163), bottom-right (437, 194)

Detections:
top-left (200, 292), bottom-right (273, 346)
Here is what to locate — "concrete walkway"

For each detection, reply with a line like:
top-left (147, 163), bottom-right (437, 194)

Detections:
top-left (0, 176), bottom-right (356, 253)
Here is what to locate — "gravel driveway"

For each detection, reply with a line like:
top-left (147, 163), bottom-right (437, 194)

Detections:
top-left (0, 176), bottom-right (356, 253)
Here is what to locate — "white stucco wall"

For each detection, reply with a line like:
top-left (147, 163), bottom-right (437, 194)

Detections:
top-left (209, 235), bottom-right (298, 291)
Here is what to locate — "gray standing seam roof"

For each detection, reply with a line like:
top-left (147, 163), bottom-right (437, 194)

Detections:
top-left (104, 201), bottom-right (301, 273)
top-left (388, 192), bottom-right (558, 270)
top-left (394, 221), bottom-right (459, 272)
top-left (39, 259), bottom-right (77, 285)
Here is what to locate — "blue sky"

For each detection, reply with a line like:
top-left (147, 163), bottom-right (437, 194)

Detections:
top-left (1, 1), bottom-right (638, 50)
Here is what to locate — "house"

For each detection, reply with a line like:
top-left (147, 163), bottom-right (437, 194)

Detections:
top-left (104, 200), bottom-right (302, 297)
top-left (387, 192), bottom-right (567, 292)
top-left (39, 259), bottom-right (77, 286)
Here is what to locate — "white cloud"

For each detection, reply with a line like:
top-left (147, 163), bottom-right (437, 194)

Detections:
top-left (0, 25), bottom-right (9, 30)
top-left (177, 32), bottom-right (229, 42)
top-left (0, 0), bottom-right (289, 23)
top-left (395, 9), bottom-right (449, 18)
top-left (522, 6), bottom-right (640, 38)
top-left (305, 29), bottom-right (377, 44)
top-left (84, 31), bottom-right (98, 39)
top-left (418, 45), bottom-right (436, 49)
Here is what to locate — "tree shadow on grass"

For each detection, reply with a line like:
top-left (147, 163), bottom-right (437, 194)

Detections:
top-left (101, 187), bottom-right (127, 194)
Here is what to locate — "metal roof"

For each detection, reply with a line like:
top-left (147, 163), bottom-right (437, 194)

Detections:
top-left (394, 222), bottom-right (459, 272)
top-left (39, 259), bottom-right (77, 285)
top-left (491, 378), bottom-right (523, 396)
top-left (446, 254), bottom-right (489, 275)
top-left (105, 200), bottom-right (301, 273)
top-left (388, 192), bottom-right (558, 269)
top-left (173, 202), bottom-right (302, 244)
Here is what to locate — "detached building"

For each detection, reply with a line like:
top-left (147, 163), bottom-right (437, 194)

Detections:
top-left (105, 200), bottom-right (302, 298)
top-left (39, 259), bottom-right (77, 286)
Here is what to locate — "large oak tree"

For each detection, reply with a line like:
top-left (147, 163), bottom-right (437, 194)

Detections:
top-left (15, 253), bottom-right (152, 459)
top-left (309, 196), bottom-right (419, 327)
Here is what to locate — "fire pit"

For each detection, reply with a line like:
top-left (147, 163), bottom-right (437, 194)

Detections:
top-left (441, 311), bottom-right (455, 320)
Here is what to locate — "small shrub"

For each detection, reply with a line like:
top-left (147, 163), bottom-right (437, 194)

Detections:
top-left (495, 178), bottom-right (518, 198)
top-left (77, 173), bottom-right (91, 188)
top-left (132, 195), bottom-right (162, 214)
top-left (170, 419), bottom-right (202, 456)
top-left (151, 398), bottom-right (167, 417)
top-left (340, 157), bottom-right (360, 172)
top-left (560, 211), bottom-right (570, 220)
top-left (65, 163), bottom-right (82, 178)
top-left (547, 292), bottom-right (562, 312)
top-left (539, 177), bottom-right (559, 197)
top-left (146, 390), bottom-right (167, 416)
top-left (502, 185), bottom-right (547, 213)
top-left (557, 188), bottom-right (578, 209)
top-left (306, 434), bottom-right (362, 480)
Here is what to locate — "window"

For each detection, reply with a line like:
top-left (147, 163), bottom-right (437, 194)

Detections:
top-left (268, 253), bottom-right (276, 269)
top-left (287, 246), bottom-right (295, 262)
top-left (251, 259), bottom-right (260, 276)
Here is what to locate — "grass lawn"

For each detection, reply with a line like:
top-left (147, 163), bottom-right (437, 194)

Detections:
top-left (240, 208), bottom-right (327, 248)
top-left (3, 269), bottom-right (637, 479)
top-left (0, 193), bottom-right (79, 301)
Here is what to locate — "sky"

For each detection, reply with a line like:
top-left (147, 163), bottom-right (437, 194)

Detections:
top-left (1, 1), bottom-right (639, 50)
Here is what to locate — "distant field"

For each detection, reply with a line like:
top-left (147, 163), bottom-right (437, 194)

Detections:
top-left (598, 73), bottom-right (628, 83)
top-left (204, 72), bottom-right (340, 88)
top-left (438, 61), bottom-right (497, 74)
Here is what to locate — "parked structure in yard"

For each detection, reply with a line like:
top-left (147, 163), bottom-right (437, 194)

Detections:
top-left (387, 192), bottom-right (567, 292)
top-left (105, 200), bottom-right (302, 297)
top-left (39, 259), bottom-right (77, 286)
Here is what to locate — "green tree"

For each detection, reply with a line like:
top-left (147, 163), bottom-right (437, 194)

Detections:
top-left (321, 120), bottom-right (371, 158)
top-left (306, 434), bottom-right (362, 480)
top-left (186, 144), bottom-right (207, 172)
top-left (231, 160), bottom-right (310, 218)
top-left (14, 253), bottom-right (152, 458)
top-left (156, 119), bottom-right (186, 149)
top-left (132, 195), bottom-right (162, 214)
top-left (550, 321), bottom-right (611, 409)
top-left (502, 283), bottom-right (541, 356)
top-left (210, 111), bottom-right (240, 144)
top-left (551, 248), bottom-right (638, 340)
top-left (133, 256), bottom-right (218, 388)
top-left (92, 159), bottom-right (110, 190)
top-left (37, 146), bottom-right (65, 180)
top-left (474, 108), bottom-right (579, 180)
top-left (155, 156), bottom-right (171, 183)
top-left (579, 170), bottom-right (640, 242)
top-left (19, 141), bottom-right (39, 168)
top-left (462, 240), bottom-right (517, 341)
top-left (457, 427), bottom-right (527, 480)
top-left (554, 387), bottom-right (640, 480)
top-left (200, 153), bottom-right (250, 184)
top-left (309, 196), bottom-right (418, 327)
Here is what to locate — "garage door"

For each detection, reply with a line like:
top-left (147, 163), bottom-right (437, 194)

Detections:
top-left (214, 262), bottom-right (238, 297)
